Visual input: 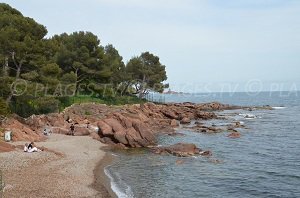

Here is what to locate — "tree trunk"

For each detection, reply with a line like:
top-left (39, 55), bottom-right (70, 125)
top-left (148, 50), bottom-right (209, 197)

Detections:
top-left (138, 74), bottom-right (146, 99)
top-left (6, 52), bottom-right (23, 105)
top-left (121, 82), bottom-right (130, 96)
top-left (3, 56), bottom-right (9, 76)
top-left (5, 65), bottom-right (21, 105)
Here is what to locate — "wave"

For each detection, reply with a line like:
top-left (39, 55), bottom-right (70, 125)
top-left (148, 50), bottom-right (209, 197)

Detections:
top-left (104, 167), bottom-right (134, 198)
top-left (272, 106), bottom-right (286, 110)
top-left (238, 113), bottom-right (257, 119)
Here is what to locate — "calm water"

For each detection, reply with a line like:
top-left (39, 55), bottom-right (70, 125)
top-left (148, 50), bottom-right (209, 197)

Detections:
top-left (104, 92), bottom-right (300, 198)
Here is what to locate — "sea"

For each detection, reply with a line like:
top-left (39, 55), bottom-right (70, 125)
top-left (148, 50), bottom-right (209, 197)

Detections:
top-left (103, 91), bottom-right (300, 198)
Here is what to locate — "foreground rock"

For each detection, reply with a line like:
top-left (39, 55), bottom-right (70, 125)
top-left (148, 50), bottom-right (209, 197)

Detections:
top-left (151, 143), bottom-right (212, 157)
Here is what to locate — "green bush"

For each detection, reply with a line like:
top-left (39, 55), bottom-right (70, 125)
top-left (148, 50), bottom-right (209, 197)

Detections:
top-left (0, 98), bottom-right (10, 116)
top-left (34, 97), bottom-right (60, 114)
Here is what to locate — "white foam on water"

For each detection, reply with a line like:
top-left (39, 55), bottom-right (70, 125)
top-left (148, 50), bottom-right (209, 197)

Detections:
top-left (104, 167), bottom-right (134, 198)
top-left (272, 106), bottom-right (286, 110)
top-left (238, 113), bottom-right (256, 119)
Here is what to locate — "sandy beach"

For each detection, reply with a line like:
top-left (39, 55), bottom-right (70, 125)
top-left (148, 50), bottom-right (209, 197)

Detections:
top-left (0, 134), bottom-right (114, 198)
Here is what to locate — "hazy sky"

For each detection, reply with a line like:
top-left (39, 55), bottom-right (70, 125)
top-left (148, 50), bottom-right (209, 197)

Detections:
top-left (3, 0), bottom-right (300, 92)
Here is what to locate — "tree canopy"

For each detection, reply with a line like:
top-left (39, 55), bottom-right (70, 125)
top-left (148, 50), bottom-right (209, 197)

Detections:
top-left (0, 3), bottom-right (168, 117)
top-left (126, 52), bottom-right (168, 98)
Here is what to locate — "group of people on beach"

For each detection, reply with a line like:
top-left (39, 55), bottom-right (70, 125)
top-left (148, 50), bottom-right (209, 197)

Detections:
top-left (22, 123), bottom-right (77, 153)
top-left (42, 123), bottom-right (76, 136)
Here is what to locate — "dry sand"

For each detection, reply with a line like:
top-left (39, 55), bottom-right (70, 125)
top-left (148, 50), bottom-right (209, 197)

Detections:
top-left (0, 134), bottom-right (114, 198)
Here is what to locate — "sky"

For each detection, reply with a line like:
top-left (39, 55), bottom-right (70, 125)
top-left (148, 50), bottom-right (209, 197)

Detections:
top-left (2, 0), bottom-right (300, 92)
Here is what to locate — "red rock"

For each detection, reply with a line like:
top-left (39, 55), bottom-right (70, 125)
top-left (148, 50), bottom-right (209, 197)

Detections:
top-left (227, 132), bottom-right (241, 138)
top-left (0, 141), bottom-right (15, 152)
top-left (132, 121), bottom-right (156, 146)
top-left (112, 143), bottom-right (128, 150)
top-left (125, 127), bottom-right (143, 148)
top-left (74, 126), bottom-right (90, 136)
top-left (114, 130), bottom-right (128, 145)
top-left (97, 120), bottom-right (113, 136)
top-left (160, 109), bottom-right (178, 119)
top-left (195, 111), bottom-right (217, 120)
top-left (0, 102), bottom-right (246, 149)
top-left (152, 143), bottom-right (201, 157)
top-left (90, 132), bottom-right (101, 141)
top-left (114, 113), bottom-right (133, 128)
top-left (180, 117), bottom-right (191, 124)
top-left (176, 159), bottom-right (185, 165)
top-left (170, 119), bottom-right (179, 127)
top-left (103, 118), bottom-right (125, 132)
top-left (51, 127), bottom-right (69, 135)
top-left (100, 137), bottom-right (115, 144)
top-left (4, 119), bottom-right (44, 142)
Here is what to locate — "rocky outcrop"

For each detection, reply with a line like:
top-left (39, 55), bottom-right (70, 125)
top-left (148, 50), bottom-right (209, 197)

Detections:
top-left (151, 143), bottom-right (211, 157)
top-left (1, 115), bottom-right (45, 142)
top-left (0, 102), bottom-right (245, 148)
top-left (97, 115), bottom-right (156, 148)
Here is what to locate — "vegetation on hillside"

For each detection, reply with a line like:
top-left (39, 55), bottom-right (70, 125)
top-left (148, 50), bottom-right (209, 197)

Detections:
top-left (0, 3), bottom-right (168, 117)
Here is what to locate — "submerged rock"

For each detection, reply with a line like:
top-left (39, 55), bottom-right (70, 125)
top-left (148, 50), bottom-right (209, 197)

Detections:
top-left (151, 143), bottom-right (210, 157)
top-left (185, 124), bottom-right (223, 133)
top-left (227, 132), bottom-right (241, 138)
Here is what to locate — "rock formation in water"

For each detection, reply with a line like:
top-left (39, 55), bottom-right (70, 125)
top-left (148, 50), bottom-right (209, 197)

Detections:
top-left (151, 143), bottom-right (212, 157)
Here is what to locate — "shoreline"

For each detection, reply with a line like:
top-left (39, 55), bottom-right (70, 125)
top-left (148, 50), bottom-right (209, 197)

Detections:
top-left (92, 152), bottom-right (118, 198)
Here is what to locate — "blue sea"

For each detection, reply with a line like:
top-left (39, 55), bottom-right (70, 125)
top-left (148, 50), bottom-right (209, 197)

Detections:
top-left (103, 91), bottom-right (300, 198)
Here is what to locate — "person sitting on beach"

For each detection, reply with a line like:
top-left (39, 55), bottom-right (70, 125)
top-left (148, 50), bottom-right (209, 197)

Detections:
top-left (24, 142), bottom-right (41, 153)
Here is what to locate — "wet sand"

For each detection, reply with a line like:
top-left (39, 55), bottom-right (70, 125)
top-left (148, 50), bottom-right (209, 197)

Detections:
top-left (92, 153), bottom-right (117, 198)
